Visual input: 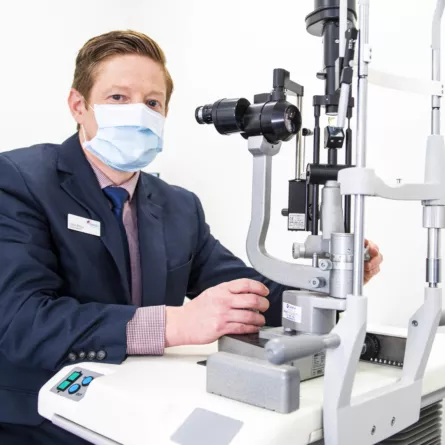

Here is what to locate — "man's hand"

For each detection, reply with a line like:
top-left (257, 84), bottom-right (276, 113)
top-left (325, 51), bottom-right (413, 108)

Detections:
top-left (364, 240), bottom-right (383, 284)
top-left (165, 279), bottom-right (270, 347)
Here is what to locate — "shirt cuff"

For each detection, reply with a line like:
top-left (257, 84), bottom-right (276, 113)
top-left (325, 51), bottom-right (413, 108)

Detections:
top-left (126, 306), bottom-right (166, 355)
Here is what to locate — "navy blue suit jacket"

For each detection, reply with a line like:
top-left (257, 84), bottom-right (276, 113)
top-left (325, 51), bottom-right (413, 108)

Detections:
top-left (0, 133), bottom-right (285, 426)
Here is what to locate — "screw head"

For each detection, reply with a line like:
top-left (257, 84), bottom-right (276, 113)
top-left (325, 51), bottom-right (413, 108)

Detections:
top-left (391, 417), bottom-right (396, 426)
top-left (310, 277), bottom-right (326, 288)
top-left (371, 426), bottom-right (376, 435)
top-left (319, 259), bottom-right (333, 271)
top-left (412, 320), bottom-right (418, 327)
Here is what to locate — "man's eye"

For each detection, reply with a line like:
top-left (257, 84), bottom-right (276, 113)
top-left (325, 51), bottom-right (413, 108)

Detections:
top-left (147, 100), bottom-right (159, 108)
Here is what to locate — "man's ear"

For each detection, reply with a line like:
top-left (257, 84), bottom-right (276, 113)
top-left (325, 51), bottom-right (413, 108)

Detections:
top-left (68, 88), bottom-right (87, 126)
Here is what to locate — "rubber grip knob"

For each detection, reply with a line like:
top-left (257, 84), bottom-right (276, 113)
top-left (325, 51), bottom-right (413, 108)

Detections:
top-left (265, 336), bottom-right (326, 365)
top-left (265, 334), bottom-right (341, 365)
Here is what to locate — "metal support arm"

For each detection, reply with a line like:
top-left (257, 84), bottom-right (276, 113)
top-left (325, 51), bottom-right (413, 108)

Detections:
top-left (338, 167), bottom-right (443, 201)
top-left (246, 136), bottom-right (331, 294)
top-left (322, 287), bottom-right (441, 445)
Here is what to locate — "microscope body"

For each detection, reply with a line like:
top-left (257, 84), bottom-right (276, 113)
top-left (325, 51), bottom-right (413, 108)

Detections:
top-left (197, 0), bottom-right (445, 443)
top-left (216, 175), bottom-right (354, 385)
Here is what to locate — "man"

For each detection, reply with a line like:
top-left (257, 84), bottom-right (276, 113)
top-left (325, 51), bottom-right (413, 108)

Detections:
top-left (0, 30), bottom-right (382, 444)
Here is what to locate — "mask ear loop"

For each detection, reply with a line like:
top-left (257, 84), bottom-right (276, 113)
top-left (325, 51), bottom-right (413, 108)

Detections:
top-left (81, 125), bottom-right (88, 146)
top-left (81, 100), bottom-right (94, 146)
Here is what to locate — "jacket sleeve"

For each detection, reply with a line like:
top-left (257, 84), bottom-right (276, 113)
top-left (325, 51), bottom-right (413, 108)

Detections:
top-left (187, 192), bottom-right (286, 327)
top-left (0, 154), bottom-right (137, 372)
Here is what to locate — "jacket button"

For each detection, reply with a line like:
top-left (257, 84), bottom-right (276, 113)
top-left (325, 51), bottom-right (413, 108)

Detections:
top-left (87, 351), bottom-right (96, 360)
top-left (68, 352), bottom-right (77, 362)
top-left (78, 351), bottom-right (86, 360)
top-left (97, 350), bottom-right (107, 361)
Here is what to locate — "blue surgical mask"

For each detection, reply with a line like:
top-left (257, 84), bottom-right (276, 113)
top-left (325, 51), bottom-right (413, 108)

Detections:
top-left (82, 103), bottom-right (165, 172)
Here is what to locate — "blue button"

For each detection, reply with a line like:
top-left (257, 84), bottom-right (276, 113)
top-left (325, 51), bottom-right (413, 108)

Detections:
top-left (82, 376), bottom-right (94, 386)
top-left (68, 384), bottom-right (80, 394)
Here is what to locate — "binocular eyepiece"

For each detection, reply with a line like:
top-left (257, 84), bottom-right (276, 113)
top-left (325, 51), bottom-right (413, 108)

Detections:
top-left (195, 97), bottom-right (302, 144)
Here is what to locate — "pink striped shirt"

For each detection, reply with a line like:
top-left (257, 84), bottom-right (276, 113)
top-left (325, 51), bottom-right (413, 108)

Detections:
top-left (88, 160), bottom-right (165, 355)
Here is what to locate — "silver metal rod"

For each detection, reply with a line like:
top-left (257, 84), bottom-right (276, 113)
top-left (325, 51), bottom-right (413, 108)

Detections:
top-left (428, 228), bottom-right (441, 259)
top-left (337, 83), bottom-right (350, 129)
top-left (312, 253), bottom-right (319, 268)
top-left (432, 106), bottom-right (440, 135)
top-left (428, 1), bottom-right (444, 287)
top-left (356, 3), bottom-right (370, 168)
top-left (352, 0), bottom-right (370, 296)
top-left (353, 197), bottom-right (365, 294)
top-left (432, 0), bottom-right (445, 134)
top-left (427, 228), bottom-right (441, 286)
top-left (432, 49), bottom-right (441, 135)
top-left (339, 0), bottom-right (348, 57)
top-left (295, 95), bottom-right (303, 179)
top-left (301, 133), bottom-right (307, 179)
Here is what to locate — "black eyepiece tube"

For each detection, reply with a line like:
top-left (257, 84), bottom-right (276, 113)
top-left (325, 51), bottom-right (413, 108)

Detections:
top-left (194, 98), bottom-right (250, 135)
top-left (195, 104), bottom-right (213, 124)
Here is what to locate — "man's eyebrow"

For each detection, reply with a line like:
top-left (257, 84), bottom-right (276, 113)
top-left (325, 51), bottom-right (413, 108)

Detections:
top-left (103, 85), bottom-right (132, 95)
top-left (102, 86), bottom-right (165, 99)
top-left (145, 90), bottom-right (165, 98)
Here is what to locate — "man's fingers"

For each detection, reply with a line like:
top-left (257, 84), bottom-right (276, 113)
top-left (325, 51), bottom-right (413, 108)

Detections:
top-left (230, 293), bottom-right (270, 312)
top-left (226, 309), bottom-right (266, 326)
top-left (368, 245), bottom-right (380, 258)
top-left (225, 323), bottom-right (261, 336)
top-left (366, 240), bottom-right (379, 257)
top-left (365, 265), bottom-right (380, 275)
top-left (365, 266), bottom-right (380, 278)
top-left (226, 279), bottom-right (269, 297)
top-left (364, 258), bottom-right (381, 272)
top-left (364, 248), bottom-right (383, 271)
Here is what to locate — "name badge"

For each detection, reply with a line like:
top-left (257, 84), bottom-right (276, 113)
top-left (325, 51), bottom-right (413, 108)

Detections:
top-left (68, 214), bottom-right (101, 237)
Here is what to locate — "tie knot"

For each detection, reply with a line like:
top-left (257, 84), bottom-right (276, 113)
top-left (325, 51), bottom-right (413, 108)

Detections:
top-left (103, 186), bottom-right (130, 210)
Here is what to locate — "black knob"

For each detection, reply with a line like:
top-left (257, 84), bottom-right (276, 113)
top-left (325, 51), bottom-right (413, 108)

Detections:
top-left (87, 351), bottom-right (96, 361)
top-left (316, 71), bottom-right (327, 80)
top-left (68, 352), bottom-right (77, 362)
top-left (78, 351), bottom-right (86, 360)
top-left (361, 334), bottom-right (380, 361)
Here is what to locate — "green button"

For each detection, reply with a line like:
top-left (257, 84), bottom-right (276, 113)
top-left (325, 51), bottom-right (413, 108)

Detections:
top-left (67, 371), bottom-right (82, 383)
top-left (57, 380), bottom-right (71, 392)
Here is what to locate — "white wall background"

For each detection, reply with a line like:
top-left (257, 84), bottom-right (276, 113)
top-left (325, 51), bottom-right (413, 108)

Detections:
top-left (0, 0), bottom-right (442, 328)
top-left (0, 0), bottom-right (444, 441)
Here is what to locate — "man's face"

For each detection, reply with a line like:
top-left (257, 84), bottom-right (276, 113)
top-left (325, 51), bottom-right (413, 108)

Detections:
top-left (69, 54), bottom-right (168, 141)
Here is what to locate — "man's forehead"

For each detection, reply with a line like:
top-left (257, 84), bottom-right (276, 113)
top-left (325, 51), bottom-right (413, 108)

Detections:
top-left (93, 55), bottom-right (167, 96)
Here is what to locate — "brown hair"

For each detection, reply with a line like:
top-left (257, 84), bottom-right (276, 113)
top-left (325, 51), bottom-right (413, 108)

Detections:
top-left (72, 30), bottom-right (174, 106)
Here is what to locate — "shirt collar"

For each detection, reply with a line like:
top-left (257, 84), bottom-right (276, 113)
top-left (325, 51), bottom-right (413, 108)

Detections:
top-left (87, 159), bottom-right (140, 201)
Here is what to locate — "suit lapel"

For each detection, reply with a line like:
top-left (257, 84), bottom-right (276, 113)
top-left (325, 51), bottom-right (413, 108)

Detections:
top-left (57, 134), bottom-right (131, 304)
top-left (136, 174), bottom-right (167, 307)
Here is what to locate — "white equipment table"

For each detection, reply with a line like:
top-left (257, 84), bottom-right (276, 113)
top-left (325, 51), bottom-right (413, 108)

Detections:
top-left (38, 329), bottom-right (445, 445)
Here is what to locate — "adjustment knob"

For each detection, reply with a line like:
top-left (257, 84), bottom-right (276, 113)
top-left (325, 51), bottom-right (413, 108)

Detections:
top-left (361, 334), bottom-right (380, 361)
top-left (316, 71), bottom-right (327, 80)
top-left (292, 243), bottom-right (305, 259)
